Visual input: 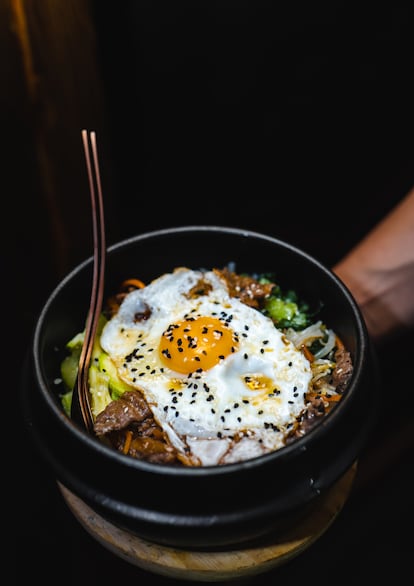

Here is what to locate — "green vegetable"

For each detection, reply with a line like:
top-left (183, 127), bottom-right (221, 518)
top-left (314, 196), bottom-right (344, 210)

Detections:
top-left (88, 363), bottom-right (112, 417)
top-left (98, 352), bottom-right (134, 400)
top-left (263, 285), bottom-right (311, 330)
top-left (265, 297), bottom-right (298, 322)
top-left (60, 390), bottom-right (73, 417)
top-left (59, 313), bottom-right (109, 415)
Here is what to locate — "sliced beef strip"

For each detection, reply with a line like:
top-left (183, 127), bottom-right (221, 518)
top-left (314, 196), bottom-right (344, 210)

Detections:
top-left (94, 390), bottom-right (183, 464)
top-left (214, 267), bottom-right (275, 308)
top-left (94, 390), bottom-right (152, 435)
top-left (332, 347), bottom-right (354, 392)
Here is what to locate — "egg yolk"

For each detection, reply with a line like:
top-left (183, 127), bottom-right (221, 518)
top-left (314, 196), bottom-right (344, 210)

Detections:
top-left (243, 375), bottom-right (281, 405)
top-left (159, 316), bottom-right (238, 374)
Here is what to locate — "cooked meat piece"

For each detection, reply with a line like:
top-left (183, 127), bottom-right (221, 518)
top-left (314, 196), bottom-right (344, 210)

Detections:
top-left (332, 347), bottom-right (353, 392)
top-left (214, 267), bottom-right (275, 308)
top-left (94, 390), bottom-right (152, 436)
top-left (285, 395), bottom-right (327, 443)
top-left (94, 390), bottom-right (184, 464)
top-left (110, 432), bottom-right (181, 464)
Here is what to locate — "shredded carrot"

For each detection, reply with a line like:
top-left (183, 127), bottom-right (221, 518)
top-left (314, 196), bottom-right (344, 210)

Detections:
top-left (301, 344), bottom-right (315, 362)
top-left (121, 278), bottom-right (145, 291)
top-left (107, 297), bottom-right (121, 313)
top-left (326, 393), bottom-right (342, 402)
top-left (123, 430), bottom-right (133, 454)
top-left (335, 335), bottom-right (345, 350)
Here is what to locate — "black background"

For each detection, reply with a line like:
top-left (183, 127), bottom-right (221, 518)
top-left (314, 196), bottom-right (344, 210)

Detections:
top-left (13, 2), bottom-right (414, 584)
top-left (93, 1), bottom-right (414, 261)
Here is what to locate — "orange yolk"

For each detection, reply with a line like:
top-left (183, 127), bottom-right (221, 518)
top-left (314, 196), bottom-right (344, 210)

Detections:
top-left (159, 316), bottom-right (238, 374)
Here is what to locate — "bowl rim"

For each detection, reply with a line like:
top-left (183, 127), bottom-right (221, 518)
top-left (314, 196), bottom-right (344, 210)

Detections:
top-left (32, 224), bottom-right (370, 478)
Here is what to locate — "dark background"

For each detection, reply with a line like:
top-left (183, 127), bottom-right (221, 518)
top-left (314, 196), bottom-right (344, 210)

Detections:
top-left (9, 1), bottom-right (414, 584)
top-left (94, 1), bottom-right (414, 255)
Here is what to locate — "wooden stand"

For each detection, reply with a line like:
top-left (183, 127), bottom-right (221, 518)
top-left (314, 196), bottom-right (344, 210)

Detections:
top-left (58, 463), bottom-right (356, 582)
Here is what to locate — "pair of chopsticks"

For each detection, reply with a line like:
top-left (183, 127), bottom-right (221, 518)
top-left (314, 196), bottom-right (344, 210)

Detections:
top-left (70, 130), bottom-right (106, 432)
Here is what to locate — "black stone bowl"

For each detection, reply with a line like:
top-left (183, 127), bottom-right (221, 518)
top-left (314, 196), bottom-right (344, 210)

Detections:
top-left (21, 226), bottom-right (379, 549)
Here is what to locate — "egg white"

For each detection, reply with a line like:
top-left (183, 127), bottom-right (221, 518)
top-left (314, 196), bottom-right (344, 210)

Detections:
top-left (100, 267), bottom-right (312, 465)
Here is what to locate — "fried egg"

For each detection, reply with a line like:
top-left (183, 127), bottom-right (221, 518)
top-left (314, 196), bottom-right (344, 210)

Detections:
top-left (100, 267), bottom-right (312, 465)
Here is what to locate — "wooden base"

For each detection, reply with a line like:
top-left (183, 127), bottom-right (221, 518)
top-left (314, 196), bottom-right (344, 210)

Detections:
top-left (58, 463), bottom-right (357, 582)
